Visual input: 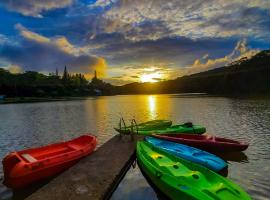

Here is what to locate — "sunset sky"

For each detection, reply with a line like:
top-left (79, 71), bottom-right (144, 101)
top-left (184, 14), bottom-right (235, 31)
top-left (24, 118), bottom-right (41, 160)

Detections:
top-left (0, 0), bottom-right (270, 85)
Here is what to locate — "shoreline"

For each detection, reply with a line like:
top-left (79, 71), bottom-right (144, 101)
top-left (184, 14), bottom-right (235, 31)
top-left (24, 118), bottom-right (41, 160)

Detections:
top-left (1, 94), bottom-right (270, 105)
top-left (0, 97), bottom-right (89, 104)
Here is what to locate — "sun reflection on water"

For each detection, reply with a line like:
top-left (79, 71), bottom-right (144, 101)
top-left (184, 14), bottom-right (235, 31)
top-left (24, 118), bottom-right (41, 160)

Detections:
top-left (148, 96), bottom-right (157, 119)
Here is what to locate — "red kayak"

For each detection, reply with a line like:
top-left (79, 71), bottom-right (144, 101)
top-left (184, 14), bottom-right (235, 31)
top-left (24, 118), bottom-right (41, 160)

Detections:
top-left (152, 134), bottom-right (248, 152)
top-left (2, 135), bottom-right (97, 189)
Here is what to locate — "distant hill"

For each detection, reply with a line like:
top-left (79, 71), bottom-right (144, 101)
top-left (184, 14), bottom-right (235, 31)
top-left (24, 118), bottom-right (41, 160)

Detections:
top-left (115, 50), bottom-right (270, 95)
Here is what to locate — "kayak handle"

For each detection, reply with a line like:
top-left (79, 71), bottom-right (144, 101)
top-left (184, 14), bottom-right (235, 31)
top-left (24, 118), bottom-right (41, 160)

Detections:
top-left (119, 117), bottom-right (128, 137)
top-left (119, 117), bottom-right (127, 131)
top-left (131, 119), bottom-right (138, 135)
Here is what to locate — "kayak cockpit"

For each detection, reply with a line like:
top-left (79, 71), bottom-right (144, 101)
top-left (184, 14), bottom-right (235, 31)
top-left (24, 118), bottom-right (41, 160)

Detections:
top-left (21, 154), bottom-right (37, 163)
top-left (20, 146), bottom-right (76, 162)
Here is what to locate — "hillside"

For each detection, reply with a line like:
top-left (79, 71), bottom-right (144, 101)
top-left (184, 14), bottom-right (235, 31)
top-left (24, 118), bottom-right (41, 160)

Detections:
top-left (116, 50), bottom-right (270, 95)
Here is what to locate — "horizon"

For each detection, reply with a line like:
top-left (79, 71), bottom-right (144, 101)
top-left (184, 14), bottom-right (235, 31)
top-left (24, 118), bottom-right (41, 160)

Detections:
top-left (1, 1), bottom-right (270, 85)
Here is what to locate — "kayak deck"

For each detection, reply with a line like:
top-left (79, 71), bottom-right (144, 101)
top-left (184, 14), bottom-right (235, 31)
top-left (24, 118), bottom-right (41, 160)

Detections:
top-left (114, 119), bottom-right (172, 135)
top-left (145, 136), bottom-right (227, 172)
top-left (137, 141), bottom-right (251, 200)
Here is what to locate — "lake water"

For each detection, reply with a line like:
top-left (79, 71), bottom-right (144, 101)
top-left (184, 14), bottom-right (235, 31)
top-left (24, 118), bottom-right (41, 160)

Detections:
top-left (0, 95), bottom-right (270, 200)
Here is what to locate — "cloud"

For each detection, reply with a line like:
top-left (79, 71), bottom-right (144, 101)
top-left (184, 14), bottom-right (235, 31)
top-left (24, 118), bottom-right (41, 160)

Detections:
top-left (1, 0), bottom-right (73, 17)
top-left (89, 33), bottom-right (236, 68)
top-left (16, 24), bottom-right (86, 55)
top-left (90, 0), bottom-right (270, 41)
top-left (153, 78), bottom-right (164, 81)
top-left (185, 39), bottom-right (260, 74)
top-left (105, 63), bottom-right (174, 85)
top-left (0, 24), bottom-right (107, 78)
top-left (0, 34), bottom-right (9, 44)
top-left (1, 0), bottom-right (269, 84)
top-left (7, 64), bottom-right (23, 74)
top-left (130, 75), bottom-right (139, 78)
top-left (103, 77), bottom-right (133, 86)
top-left (104, 38), bottom-right (263, 82)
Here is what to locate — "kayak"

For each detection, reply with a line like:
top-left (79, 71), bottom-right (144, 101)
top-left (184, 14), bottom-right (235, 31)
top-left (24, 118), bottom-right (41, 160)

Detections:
top-left (152, 123), bottom-right (206, 135)
top-left (145, 136), bottom-right (227, 172)
top-left (137, 141), bottom-right (251, 200)
top-left (2, 135), bottom-right (97, 189)
top-left (152, 134), bottom-right (249, 152)
top-left (115, 121), bottom-right (206, 135)
top-left (137, 123), bottom-right (206, 135)
top-left (114, 119), bottom-right (172, 135)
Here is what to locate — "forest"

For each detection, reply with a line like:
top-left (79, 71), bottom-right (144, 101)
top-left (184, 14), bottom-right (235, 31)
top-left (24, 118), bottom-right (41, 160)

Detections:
top-left (0, 66), bottom-right (113, 97)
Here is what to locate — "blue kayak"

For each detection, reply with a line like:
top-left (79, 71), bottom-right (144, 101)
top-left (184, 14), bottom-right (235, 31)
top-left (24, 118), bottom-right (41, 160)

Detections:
top-left (145, 136), bottom-right (227, 172)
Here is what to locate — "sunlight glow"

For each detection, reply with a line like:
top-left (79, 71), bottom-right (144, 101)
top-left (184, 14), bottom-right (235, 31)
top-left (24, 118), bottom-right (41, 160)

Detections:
top-left (148, 96), bottom-right (157, 118)
top-left (140, 72), bottom-right (163, 83)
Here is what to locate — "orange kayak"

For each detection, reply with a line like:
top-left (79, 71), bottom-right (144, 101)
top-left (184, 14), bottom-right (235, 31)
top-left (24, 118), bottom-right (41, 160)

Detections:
top-left (2, 135), bottom-right (97, 189)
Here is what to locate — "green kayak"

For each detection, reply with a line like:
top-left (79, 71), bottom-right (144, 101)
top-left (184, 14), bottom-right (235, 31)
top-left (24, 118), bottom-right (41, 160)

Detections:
top-left (137, 141), bottom-right (251, 200)
top-left (115, 120), bottom-right (206, 135)
top-left (152, 124), bottom-right (206, 135)
top-left (114, 119), bottom-right (172, 135)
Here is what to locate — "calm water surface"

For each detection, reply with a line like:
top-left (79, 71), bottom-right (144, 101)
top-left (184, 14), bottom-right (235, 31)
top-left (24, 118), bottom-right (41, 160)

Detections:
top-left (0, 95), bottom-right (270, 200)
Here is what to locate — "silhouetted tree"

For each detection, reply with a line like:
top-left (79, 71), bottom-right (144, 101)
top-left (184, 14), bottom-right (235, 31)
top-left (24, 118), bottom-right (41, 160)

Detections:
top-left (56, 68), bottom-right (59, 77)
top-left (62, 66), bottom-right (69, 85)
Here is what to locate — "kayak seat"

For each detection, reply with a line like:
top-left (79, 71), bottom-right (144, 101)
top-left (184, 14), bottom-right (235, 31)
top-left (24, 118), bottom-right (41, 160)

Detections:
top-left (21, 154), bottom-right (37, 163)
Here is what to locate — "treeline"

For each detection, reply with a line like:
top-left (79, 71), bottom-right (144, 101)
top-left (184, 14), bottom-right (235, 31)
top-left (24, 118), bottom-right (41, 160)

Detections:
top-left (116, 50), bottom-right (270, 96)
top-left (1, 50), bottom-right (270, 98)
top-left (0, 67), bottom-right (113, 97)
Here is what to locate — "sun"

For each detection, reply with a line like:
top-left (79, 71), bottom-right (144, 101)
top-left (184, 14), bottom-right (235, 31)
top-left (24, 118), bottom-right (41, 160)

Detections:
top-left (140, 72), bottom-right (163, 83)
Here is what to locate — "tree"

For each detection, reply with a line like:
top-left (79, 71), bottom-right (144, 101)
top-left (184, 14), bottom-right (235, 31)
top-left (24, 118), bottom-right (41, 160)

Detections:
top-left (62, 66), bottom-right (69, 85)
top-left (56, 68), bottom-right (59, 77)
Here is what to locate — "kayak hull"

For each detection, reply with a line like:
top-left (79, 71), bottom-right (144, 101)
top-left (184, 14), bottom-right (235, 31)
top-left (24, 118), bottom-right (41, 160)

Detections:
top-left (2, 135), bottom-right (97, 189)
top-left (137, 141), bottom-right (251, 200)
top-left (3, 159), bottom-right (79, 189)
top-left (152, 134), bottom-right (249, 152)
top-left (145, 136), bottom-right (227, 172)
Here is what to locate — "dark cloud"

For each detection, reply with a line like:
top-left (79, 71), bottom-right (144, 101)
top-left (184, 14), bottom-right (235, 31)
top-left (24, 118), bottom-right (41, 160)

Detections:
top-left (153, 78), bottom-right (164, 81)
top-left (0, 26), bottom-right (106, 75)
top-left (130, 75), bottom-right (139, 78)
top-left (111, 76), bottom-right (123, 78)
top-left (89, 34), bottom-right (236, 66)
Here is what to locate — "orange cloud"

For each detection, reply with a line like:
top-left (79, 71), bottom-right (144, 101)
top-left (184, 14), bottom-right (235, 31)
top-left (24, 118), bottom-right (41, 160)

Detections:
top-left (84, 57), bottom-right (107, 80)
top-left (7, 65), bottom-right (23, 74)
top-left (185, 39), bottom-right (259, 75)
top-left (6, 24), bottom-right (108, 78)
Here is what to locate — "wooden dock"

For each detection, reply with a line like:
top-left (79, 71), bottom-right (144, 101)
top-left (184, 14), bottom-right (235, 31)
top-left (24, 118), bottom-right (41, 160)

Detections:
top-left (25, 134), bottom-right (141, 200)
